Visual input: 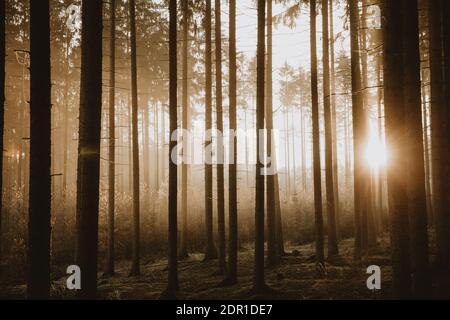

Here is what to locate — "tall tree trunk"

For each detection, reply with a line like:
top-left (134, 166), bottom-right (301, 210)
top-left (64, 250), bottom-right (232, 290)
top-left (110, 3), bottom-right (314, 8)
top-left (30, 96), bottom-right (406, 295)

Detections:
top-left (128, 95), bottom-right (133, 194)
top-left (154, 103), bottom-right (159, 191)
top-left (129, 0), bottom-right (140, 277)
top-left (0, 0), bottom-right (5, 263)
top-left (225, 0), bottom-right (238, 285)
top-left (75, 0), bottom-right (102, 299)
top-left (310, 0), bottom-right (325, 267)
top-left (383, 0), bottom-right (412, 298)
top-left (215, 0), bottom-right (226, 274)
top-left (253, 0), bottom-right (267, 293)
top-left (349, 0), bottom-right (364, 263)
top-left (105, 0), bottom-right (116, 277)
top-left (143, 106), bottom-right (150, 188)
top-left (329, 0), bottom-right (340, 240)
top-left (322, 0), bottom-right (338, 257)
top-left (266, 0), bottom-right (278, 267)
top-left (163, 0), bottom-right (179, 298)
top-left (204, 0), bottom-right (217, 261)
top-left (179, 0), bottom-right (189, 260)
top-left (28, 0), bottom-right (51, 299)
top-left (402, 0), bottom-right (431, 298)
top-left (360, 0), bottom-right (371, 253)
top-left (428, 0), bottom-right (450, 277)
top-left (441, 0), bottom-right (450, 279)
top-left (421, 69), bottom-right (433, 225)
top-left (62, 32), bottom-right (70, 207)
top-left (376, 48), bottom-right (386, 231)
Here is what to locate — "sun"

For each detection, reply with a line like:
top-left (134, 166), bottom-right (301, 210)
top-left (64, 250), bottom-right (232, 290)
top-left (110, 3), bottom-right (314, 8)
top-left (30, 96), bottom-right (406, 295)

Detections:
top-left (365, 125), bottom-right (387, 170)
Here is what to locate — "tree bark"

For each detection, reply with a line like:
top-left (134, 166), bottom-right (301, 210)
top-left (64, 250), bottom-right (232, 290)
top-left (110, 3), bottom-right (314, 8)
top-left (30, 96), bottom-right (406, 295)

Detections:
top-left (225, 0), bottom-right (238, 285)
top-left (310, 0), bottom-right (325, 267)
top-left (266, 0), bottom-right (278, 267)
top-left (253, 0), bottom-right (267, 293)
top-left (383, 0), bottom-right (412, 298)
top-left (402, 0), bottom-right (431, 298)
top-left (105, 0), bottom-right (116, 277)
top-left (349, 0), bottom-right (364, 262)
top-left (163, 0), bottom-right (179, 298)
top-left (204, 0), bottom-right (217, 261)
top-left (0, 0), bottom-right (5, 263)
top-left (75, 0), bottom-right (102, 299)
top-left (322, 0), bottom-right (339, 257)
top-left (28, 0), bottom-right (52, 299)
top-left (329, 0), bottom-right (340, 240)
top-left (129, 0), bottom-right (140, 277)
top-left (179, 0), bottom-right (189, 260)
top-left (215, 0), bottom-right (226, 274)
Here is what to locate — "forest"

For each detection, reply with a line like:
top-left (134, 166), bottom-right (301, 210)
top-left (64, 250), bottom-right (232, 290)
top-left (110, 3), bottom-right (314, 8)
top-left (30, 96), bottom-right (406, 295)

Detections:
top-left (0, 0), bottom-right (449, 300)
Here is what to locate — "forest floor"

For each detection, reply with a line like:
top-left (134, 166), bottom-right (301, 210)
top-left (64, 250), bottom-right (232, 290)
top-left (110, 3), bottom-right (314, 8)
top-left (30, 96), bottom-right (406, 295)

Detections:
top-left (0, 236), bottom-right (394, 300)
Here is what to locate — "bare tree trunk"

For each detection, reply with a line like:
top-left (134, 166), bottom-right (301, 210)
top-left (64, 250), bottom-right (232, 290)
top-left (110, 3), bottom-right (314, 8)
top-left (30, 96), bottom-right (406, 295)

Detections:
top-left (253, 0), bottom-right (267, 293)
top-left (266, 0), bottom-right (278, 267)
top-left (360, 0), bottom-right (371, 254)
top-left (310, 0), bottom-right (325, 267)
top-left (329, 0), bottom-right (340, 240)
top-left (204, 0), bottom-right (217, 261)
top-left (383, 0), bottom-right (412, 298)
top-left (143, 106), bottom-right (150, 188)
top-left (28, 0), bottom-right (51, 299)
top-left (349, 0), bottom-right (364, 263)
top-left (179, 0), bottom-right (189, 260)
top-left (322, 0), bottom-right (338, 257)
top-left (75, 0), bottom-right (102, 299)
top-left (129, 0), bottom-right (140, 276)
top-left (442, 0), bottom-right (450, 281)
top-left (428, 0), bottom-right (450, 277)
top-left (421, 70), bottom-right (433, 225)
top-left (162, 0), bottom-right (179, 298)
top-left (105, 0), bottom-right (116, 277)
top-left (154, 103), bottom-right (159, 191)
top-left (215, 0), bottom-right (226, 274)
top-left (402, 0), bottom-right (431, 298)
top-left (0, 0), bottom-right (5, 263)
top-left (224, 0), bottom-right (238, 285)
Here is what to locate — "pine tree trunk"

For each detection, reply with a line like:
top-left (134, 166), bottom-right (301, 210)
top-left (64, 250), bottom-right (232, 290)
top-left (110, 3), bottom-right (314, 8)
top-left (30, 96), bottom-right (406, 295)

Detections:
top-left (105, 0), bottom-right (116, 277)
top-left (349, 0), bottom-right (364, 262)
top-left (62, 32), bottom-right (70, 206)
top-left (322, 0), bottom-right (339, 257)
top-left (383, 0), bottom-right (412, 298)
top-left (329, 0), bottom-right (340, 240)
top-left (438, 0), bottom-right (450, 278)
top-left (421, 69), bottom-right (433, 225)
top-left (204, 0), bottom-right (217, 261)
top-left (164, 0), bottom-right (179, 297)
top-left (28, 0), bottom-right (51, 299)
top-left (253, 0), bottom-right (267, 293)
top-left (360, 0), bottom-right (371, 254)
top-left (129, 0), bottom-right (140, 277)
top-left (225, 0), bottom-right (238, 285)
top-left (75, 0), bottom-right (103, 299)
top-left (215, 0), bottom-right (226, 274)
top-left (402, 0), bottom-right (431, 298)
top-left (0, 0), bottom-right (5, 263)
top-left (154, 103), bottom-right (159, 191)
top-left (179, 0), bottom-right (189, 260)
top-left (428, 0), bottom-right (450, 276)
top-left (310, 0), bottom-right (325, 267)
top-left (143, 106), bottom-right (150, 188)
top-left (266, 0), bottom-right (278, 267)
